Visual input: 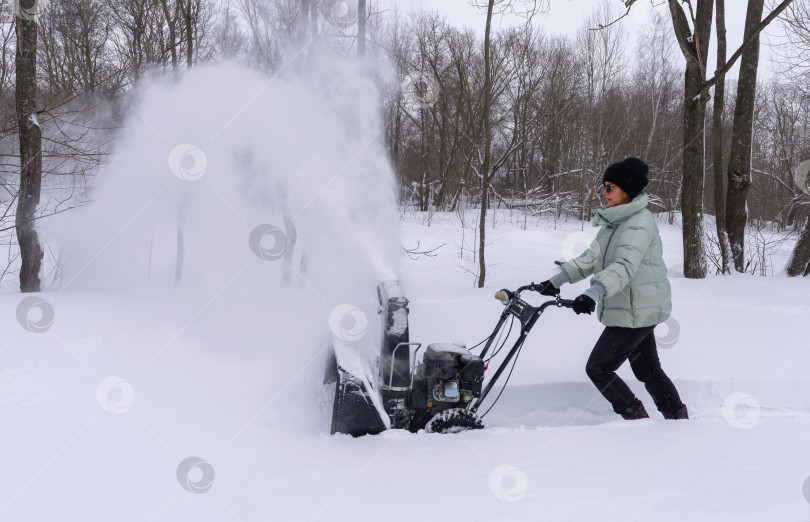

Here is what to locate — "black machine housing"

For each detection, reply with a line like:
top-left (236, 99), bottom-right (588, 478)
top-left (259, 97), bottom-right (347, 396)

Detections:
top-left (328, 280), bottom-right (573, 436)
top-left (377, 280), bottom-right (485, 432)
top-left (406, 343), bottom-right (485, 430)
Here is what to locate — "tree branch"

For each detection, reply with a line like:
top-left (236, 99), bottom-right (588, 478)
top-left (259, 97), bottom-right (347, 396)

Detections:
top-left (667, 0), bottom-right (702, 69)
top-left (702, 0), bottom-right (796, 93)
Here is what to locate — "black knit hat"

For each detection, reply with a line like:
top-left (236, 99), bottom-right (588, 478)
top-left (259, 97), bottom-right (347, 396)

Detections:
top-left (602, 157), bottom-right (649, 200)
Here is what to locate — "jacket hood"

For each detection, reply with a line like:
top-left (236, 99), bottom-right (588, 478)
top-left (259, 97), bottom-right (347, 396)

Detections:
top-left (592, 193), bottom-right (649, 227)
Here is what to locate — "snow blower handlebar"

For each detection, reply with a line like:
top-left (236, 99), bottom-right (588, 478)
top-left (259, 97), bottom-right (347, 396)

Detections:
top-left (470, 285), bottom-right (575, 414)
top-left (495, 283), bottom-right (575, 309)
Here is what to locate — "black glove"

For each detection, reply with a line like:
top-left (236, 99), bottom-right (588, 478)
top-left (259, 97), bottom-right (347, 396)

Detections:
top-left (573, 295), bottom-right (596, 315)
top-left (536, 280), bottom-right (559, 296)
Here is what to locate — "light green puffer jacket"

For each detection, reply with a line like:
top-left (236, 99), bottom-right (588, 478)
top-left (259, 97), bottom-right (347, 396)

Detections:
top-left (561, 193), bottom-right (672, 328)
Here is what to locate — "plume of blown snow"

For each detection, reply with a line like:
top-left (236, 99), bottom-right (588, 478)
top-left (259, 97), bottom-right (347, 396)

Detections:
top-left (56, 55), bottom-right (401, 432)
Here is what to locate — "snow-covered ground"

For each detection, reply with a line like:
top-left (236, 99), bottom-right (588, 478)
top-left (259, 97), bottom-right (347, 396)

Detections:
top-left (3, 206), bottom-right (810, 522)
top-left (2, 60), bottom-right (810, 521)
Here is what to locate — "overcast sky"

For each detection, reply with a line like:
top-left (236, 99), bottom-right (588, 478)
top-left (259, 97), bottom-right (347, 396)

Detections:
top-left (375, 0), bottom-right (785, 80)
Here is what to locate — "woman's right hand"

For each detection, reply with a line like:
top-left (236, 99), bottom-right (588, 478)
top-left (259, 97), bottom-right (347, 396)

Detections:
top-left (572, 295), bottom-right (596, 315)
top-left (537, 280), bottom-right (559, 296)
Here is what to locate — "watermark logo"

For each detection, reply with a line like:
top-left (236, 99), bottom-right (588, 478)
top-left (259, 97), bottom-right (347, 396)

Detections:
top-left (795, 159), bottom-right (810, 196)
top-left (322, 0), bottom-right (358, 29)
top-left (248, 224), bottom-right (287, 261)
top-left (722, 392), bottom-right (760, 430)
top-left (96, 377), bottom-right (135, 414)
top-left (176, 457), bottom-right (215, 494)
top-left (489, 464), bottom-right (528, 502)
top-left (16, 296), bottom-right (54, 334)
top-left (654, 317), bottom-right (680, 349)
top-left (14, 0), bottom-right (39, 21)
top-left (561, 231), bottom-right (598, 261)
top-left (168, 144), bottom-right (207, 181)
top-left (329, 304), bottom-right (367, 342)
top-left (401, 72), bottom-right (440, 110)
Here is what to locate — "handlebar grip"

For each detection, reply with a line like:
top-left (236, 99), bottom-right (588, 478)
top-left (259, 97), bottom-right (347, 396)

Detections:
top-left (557, 299), bottom-right (575, 308)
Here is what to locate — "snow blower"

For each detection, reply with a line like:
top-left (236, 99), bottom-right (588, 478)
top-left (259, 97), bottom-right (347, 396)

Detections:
top-left (324, 280), bottom-right (575, 436)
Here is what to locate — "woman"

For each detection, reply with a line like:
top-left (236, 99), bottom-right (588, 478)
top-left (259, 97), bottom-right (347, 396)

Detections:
top-left (539, 157), bottom-right (688, 420)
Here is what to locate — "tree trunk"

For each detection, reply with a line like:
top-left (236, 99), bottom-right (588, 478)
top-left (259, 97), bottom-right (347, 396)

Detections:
top-left (712, 0), bottom-right (733, 274)
top-left (15, 0), bottom-right (44, 293)
top-left (357, 0), bottom-right (366, 57)
top-left (419, 108), bottom-right (428, 211)
top-left (393, 100), bottom-right (402, 190)
top-left (160, 0), bottom-right (179, 69)
top-left (725, 0), bottom-right (765, 272)
top-left (477, 0), bottom-right (495, 288)
top-left (682, 65), bottom-right (708, 279)
top-left (183, 0), bottom-right (193, 68)
top-left (786, 215), bottom-right (810, 276)
top-left (668, 0), bottom-right (712, 279)
top-left (174, 0), bottom-right (195, 283)
top-left (300, 0), bottom-right (310, 41)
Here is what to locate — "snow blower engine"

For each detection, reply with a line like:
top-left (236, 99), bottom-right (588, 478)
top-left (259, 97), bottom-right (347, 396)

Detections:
top-left (325, 280), bottom-right (574, 436)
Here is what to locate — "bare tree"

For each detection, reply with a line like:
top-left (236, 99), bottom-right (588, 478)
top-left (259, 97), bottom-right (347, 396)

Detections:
top-left (212, 0), bottom-right (247, 61)
top-left (665, 0), bottom-right (713, 279)
top-left (237, 0), bottom-right (302, 71)
top-left (107, 0), bottom-right (167, 83)
top-left (358, 0), bottom-right (366, 57)
top-left (725, 0), bottom-right (765, 272)
top-left (471, 0), bottom-right (549, 287)
top-left (159, 0), bottom-right (181, 69)
top-left (0, 2), bottom-right (14, 96)
top-left (629, 10), bottom-right (681, 219)
top-left (15, 0), bottom-right (44, 292)
top-left (774, 0), bottom-right (810, 276)
top-left (712, 0), bottom-right (733, 273)
top-left (180, 0), bottom-right (195, 67)
top-left (38, 0), bottom-right (118, 95)
top-left (786, 215), bottom-right (810, 276)
top-left (577, 1), bottom-right (627, 220)
top-left (615, 0), bottom-right (797, 278)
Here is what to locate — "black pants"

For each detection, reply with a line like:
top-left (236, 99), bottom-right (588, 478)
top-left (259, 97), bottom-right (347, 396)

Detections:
top-left (585, 325), bottom-right (684, 414)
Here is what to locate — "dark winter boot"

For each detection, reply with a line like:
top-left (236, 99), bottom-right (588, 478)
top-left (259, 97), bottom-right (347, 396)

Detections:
top-left (620, 400), bottom-right (650, 420)
top-left (663, 404), bottom-right (689, 420)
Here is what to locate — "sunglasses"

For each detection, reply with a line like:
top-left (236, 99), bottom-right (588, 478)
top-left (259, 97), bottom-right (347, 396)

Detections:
top-left (602, 183), bottom-right (618, 193)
